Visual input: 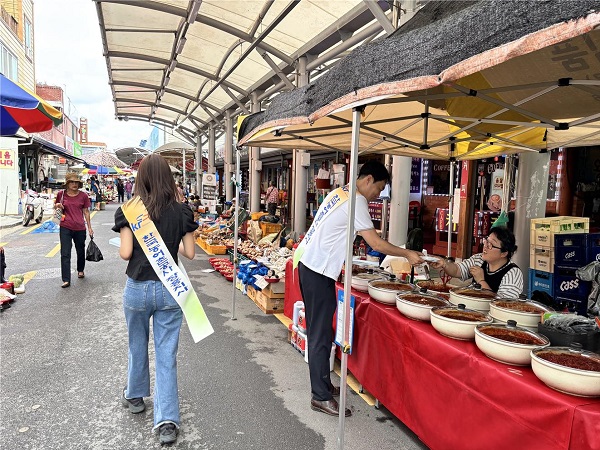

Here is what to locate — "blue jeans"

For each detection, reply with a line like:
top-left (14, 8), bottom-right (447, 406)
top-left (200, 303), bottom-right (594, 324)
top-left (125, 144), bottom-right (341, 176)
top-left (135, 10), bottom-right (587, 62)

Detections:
top-left (123, 277), bottom-right (183, 429)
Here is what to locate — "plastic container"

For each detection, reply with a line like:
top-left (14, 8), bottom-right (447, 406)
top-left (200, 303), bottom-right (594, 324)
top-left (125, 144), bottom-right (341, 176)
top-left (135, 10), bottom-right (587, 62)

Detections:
top-left (298, 309), bottom-right (307, 332)
top-left (554, 233), bottom-right (589, 267)
top-left (553, 266), bottom-right (591, 298)
top-left (293, 301), bottom-right (304, 326)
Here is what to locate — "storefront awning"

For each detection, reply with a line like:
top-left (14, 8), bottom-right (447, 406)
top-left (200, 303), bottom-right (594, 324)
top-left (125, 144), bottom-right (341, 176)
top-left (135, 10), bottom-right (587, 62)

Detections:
top-left (32, 136), bottom-right (85, 163)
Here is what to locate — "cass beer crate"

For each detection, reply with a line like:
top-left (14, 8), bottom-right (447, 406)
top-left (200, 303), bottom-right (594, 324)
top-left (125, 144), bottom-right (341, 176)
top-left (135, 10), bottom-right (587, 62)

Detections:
top-left (528, 269), bottom-right (554, 298)
top-left (530, 216), bottom-right (589, 248)
top-left (554, 233), bottom-right (589, 267)
top-left (529, 246), bottom-right (555, 273)
top-left (588, 233), bottom-right (600, 263)
top-left (553, 295), bottom-right (589, 316)
top-left (553, 265), bottom-right (591, 299)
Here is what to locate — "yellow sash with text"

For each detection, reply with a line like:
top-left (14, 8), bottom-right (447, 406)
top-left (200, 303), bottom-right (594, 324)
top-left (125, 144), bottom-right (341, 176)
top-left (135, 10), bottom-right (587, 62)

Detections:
top-left (122, 197), bottom-right (214, 343)
top-left (293, 186), bottom-right (350, 269)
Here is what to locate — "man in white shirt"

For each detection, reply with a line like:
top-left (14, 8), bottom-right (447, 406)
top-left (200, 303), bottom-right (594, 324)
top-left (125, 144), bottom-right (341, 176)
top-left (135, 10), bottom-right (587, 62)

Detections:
top-left (298, 160), bottom-right (424, 417)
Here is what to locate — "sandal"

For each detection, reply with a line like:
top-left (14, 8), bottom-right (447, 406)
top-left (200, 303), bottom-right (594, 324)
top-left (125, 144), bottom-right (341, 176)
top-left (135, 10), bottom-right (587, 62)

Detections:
top-left (61, 282), bottom-right (70, 288)
top-left (78, 272), bottom-right (85, 279)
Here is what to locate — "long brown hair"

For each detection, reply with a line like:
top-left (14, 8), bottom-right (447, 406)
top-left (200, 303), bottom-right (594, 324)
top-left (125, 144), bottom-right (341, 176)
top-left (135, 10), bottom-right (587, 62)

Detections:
top-left (135, 154), bottom-right (177, 221)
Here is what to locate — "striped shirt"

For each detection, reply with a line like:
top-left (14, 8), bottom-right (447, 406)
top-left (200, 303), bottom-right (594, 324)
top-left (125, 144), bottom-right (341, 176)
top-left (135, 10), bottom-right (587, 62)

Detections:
top-left (456, 253), bottom-right (523, 299)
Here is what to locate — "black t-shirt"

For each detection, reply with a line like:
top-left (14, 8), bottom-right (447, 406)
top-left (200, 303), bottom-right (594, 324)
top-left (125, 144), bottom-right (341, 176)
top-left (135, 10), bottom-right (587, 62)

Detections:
top-left (112, 202), bottom-right (198, 281)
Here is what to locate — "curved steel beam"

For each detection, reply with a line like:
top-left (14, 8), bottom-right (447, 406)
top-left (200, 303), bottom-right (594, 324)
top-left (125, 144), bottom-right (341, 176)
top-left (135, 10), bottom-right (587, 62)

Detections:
top-left (108, 51), bottom-right (247, 96)
top-left (114, 97), bottom-right (209, 126)
top-left (95, 0), bottom-right (292, 64)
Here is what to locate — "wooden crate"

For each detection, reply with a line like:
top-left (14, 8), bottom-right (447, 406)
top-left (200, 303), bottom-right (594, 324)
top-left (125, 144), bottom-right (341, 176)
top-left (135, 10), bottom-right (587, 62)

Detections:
top-left (251, 290), bottom-right (285, 314)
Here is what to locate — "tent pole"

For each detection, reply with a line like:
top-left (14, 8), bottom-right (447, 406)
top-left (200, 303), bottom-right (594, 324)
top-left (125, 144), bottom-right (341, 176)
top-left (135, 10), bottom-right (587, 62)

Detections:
top-left (501, 154), bottom-right (515, 213)
top-left (447, 139), bottom-right (456, 258)
top-left (183, 148), bottom-right (186, 189)
top-left (231, 149), bottom-right (241, 320)
top-left (337, 106), bottom-right (362, 450)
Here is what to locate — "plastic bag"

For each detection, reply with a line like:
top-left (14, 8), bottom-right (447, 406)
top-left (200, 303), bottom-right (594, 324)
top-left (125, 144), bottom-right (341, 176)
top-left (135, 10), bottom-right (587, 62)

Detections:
top-left (85, 237), bottom-right (104, 262)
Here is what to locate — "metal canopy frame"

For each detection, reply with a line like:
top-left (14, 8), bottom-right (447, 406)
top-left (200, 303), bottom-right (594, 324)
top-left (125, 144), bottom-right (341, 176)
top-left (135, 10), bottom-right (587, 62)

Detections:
top-left (238, 77), bottom-right (600, 160)
top-left (95, 0), bottom-right (400, 146)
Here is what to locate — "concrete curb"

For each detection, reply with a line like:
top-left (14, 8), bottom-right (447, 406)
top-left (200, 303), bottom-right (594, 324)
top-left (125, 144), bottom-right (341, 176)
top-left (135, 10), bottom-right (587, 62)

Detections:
top-left (0, 216), bottom-right (23, 230)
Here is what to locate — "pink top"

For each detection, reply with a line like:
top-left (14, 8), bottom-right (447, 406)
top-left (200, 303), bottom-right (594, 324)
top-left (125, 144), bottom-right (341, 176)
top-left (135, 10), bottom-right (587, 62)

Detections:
top-left (266, 186), bottom-right (278, 203)
top-left (57, 191), bottom-right (91, 231)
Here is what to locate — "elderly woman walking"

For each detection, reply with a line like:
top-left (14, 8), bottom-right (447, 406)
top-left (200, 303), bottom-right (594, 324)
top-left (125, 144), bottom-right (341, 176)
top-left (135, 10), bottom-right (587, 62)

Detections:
top-left (54, 173), bottom-right (94, 288)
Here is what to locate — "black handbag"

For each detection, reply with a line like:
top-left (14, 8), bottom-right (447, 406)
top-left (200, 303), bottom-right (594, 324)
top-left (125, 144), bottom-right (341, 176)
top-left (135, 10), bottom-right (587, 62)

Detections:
top-left (85, 237), bottom-right (104, 262)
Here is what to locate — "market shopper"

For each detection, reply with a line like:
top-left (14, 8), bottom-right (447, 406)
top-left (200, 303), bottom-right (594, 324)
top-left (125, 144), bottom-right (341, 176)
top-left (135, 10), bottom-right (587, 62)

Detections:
top-left (125, 179), bottom-right (133, 200)
top-left (54, 173), bottom-right (93, 288)
top-left (90, 175), bottom-right (101, 211)
top-left (112, 154), bottom-right (198, 446)
top-left (266, 180), bottom-right (279, 215)
top-left (116, 178), bottom-right (125, 203)
top-left (295, 160), bottom-right (424, 417)
top-left (430, 226), bottom-right (523, 298)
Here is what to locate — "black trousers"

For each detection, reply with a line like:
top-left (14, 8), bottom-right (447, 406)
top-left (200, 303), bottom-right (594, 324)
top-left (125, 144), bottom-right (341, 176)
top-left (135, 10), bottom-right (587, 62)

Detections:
top-left (298, 262), bottom-right (336, 401)
top-left (60, 227), bottom-right (86, 283)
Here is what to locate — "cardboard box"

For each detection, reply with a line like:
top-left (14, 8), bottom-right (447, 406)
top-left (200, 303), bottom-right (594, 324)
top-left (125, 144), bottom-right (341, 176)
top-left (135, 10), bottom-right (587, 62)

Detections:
top-left (251, 290), bottom-right (285, 314)
top-left (246, 285), bottom-right (257, 301)
top-left (262, 282), bottom-right (285, 299)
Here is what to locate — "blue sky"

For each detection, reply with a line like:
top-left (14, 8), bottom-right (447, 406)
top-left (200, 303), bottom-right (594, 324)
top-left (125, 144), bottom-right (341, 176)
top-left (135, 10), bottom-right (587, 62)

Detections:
top-left (34, 0), bottom-right (154, 150)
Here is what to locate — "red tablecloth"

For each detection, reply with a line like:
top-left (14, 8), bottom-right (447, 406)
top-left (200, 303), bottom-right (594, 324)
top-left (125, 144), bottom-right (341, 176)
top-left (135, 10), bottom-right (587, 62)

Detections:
top-left (284, 259), bottom-right (303, 320)
top-left (335, 283), bottom-right (600, 450)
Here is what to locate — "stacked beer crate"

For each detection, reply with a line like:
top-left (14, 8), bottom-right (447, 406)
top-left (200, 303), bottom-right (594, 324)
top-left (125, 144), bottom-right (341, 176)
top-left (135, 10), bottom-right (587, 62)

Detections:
top-left (529, 216), bottom-right (590, 314)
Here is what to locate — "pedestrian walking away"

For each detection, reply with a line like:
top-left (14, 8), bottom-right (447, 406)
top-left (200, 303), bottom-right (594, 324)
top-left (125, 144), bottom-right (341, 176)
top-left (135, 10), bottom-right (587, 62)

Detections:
top-left (266, 180), bottom-right (279, 216)
top-left (125, 179), bottom-right (133, 200)
top-left (112, 154), bottom-right (198, 446)
top-left (90, 175), bottom-right (101, 211)
top-left (54, 172), bottom-right (94, 288)
top-left (116, 178), bottom-right (125, 203)
top-left (294, 160), bottom-right (424, 417)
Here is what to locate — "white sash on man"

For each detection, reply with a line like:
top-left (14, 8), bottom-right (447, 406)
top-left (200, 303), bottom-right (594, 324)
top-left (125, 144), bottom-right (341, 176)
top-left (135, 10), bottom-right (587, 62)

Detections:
top-left (293, 186), bottom-right (350, 269)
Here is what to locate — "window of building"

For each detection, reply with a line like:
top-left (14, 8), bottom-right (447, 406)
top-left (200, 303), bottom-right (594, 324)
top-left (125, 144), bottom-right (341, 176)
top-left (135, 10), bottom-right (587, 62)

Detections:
top-left (24, 17), bottom-right (33, 59)
top-left (0, 42), bottom-right (18, 81)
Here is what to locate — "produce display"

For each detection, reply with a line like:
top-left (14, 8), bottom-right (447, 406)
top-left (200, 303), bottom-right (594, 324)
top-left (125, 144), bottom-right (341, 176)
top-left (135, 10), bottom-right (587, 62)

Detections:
top-left (8, 274), bottom-right (24, 288)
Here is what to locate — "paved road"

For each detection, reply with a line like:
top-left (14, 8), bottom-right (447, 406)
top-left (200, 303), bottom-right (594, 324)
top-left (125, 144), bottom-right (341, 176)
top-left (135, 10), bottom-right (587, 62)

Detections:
top-left (0, 204), bottom-right (428, 450)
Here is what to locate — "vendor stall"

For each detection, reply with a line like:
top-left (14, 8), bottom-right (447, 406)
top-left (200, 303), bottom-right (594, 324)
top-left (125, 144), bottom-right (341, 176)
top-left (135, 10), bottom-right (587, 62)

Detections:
top-left (334, 284), bottom-right (599, 450)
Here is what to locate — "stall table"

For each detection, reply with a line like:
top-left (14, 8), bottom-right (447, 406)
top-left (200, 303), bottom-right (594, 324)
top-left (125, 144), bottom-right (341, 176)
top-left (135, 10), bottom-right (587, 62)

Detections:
top-left (335, 283), bottom-right (600, 450)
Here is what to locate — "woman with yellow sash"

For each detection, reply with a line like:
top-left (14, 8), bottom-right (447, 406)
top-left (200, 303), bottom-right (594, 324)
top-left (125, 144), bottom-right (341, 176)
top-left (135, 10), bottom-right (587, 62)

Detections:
top-left (112, 154), bottom-right (198, 445)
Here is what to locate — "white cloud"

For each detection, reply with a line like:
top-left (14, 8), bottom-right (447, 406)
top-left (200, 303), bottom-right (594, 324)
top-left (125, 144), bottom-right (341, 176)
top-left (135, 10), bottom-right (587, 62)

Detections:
top-left (34, 0), bottom-right (154, 150)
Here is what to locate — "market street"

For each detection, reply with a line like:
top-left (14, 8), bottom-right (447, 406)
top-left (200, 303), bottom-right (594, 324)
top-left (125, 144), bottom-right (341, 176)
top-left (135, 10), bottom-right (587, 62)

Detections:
top-left (0, 204), bottom-right (427, 450)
